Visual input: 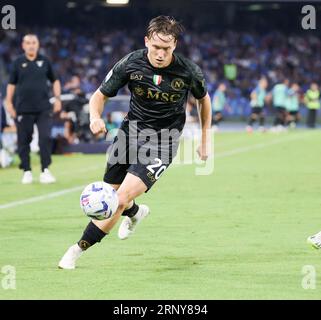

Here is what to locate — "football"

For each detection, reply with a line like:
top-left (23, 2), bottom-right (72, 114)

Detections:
top-left (80, 181), bottom-right (119, 220)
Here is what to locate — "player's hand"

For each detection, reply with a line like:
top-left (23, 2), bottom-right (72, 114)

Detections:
top-left (9, 109), bottom-right (17, 120)
top-left (197, 144), bottom-right (209, 161)
top-left (53, 100), bottom-right (62, 113)
top-left (6, 103), bottom-right (16, 119)
top-left (59, 111), bottom-right (68, 119)
top-left (90, 118), bottom-right (107, 135)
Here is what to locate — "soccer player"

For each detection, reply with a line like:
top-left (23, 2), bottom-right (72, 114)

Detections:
top-left (271, 78), bottom-right (289, 131)
top-left (285, 83), bottom-right (300, 128)
top-left (58, 16), bottom-right (212, 269)
top-left (246, 77), bottom-right (268, 133)
top-left (212, 83), bottom-right (227, 131)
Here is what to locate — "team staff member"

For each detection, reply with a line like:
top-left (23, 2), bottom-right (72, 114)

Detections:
top-left (6, 34), bottom-right (61, 184)
top-left (304, 82), bottom-right (320, 129)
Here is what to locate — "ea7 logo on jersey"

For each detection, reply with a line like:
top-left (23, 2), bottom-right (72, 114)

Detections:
top-left (130, 73), bottom-right (143, 81)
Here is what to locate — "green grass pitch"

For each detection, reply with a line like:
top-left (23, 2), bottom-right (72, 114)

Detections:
top-left (0, 129), bottom-right (321, 299)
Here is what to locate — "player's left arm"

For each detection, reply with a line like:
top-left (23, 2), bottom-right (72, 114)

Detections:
top-left (189, 61), bottom-right (212, 161)
top-left (52, 80), bottom-right (62, 113)
top-left (251, 90), bottom-right (257, 103)
top-left (197, 93), bottom-right (212, 161)
top-left (46, 58), bottom-right (62, 113)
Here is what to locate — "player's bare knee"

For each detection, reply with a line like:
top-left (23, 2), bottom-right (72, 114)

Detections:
top-left (116, 191), bottom-right (131, 212)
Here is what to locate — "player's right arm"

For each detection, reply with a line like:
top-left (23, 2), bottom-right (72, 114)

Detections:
top-left (6, 59), bottom-right (18, 119)
top-left (250, 90), bottom-right (257, 103)
top-left (5, 84), bottom-right (17, 119)
top-left (89, 53), bottom-right (131, 135)
top-left (89, 90), bottom-right (108, 134)
top-left (213, 94), bottom-right (219, 109)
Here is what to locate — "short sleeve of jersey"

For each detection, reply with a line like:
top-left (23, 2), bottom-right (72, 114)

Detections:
top-left (99, 54), bottom-right (131, 97)
top-left (8, 60), bottom-right (18, 85)
top-left (190, 62), bottom-right (207, 99)
top-left (46, 58), bottom-right (57, 83)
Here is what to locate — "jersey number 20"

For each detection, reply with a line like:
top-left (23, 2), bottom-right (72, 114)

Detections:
top-left (146, 158), bottom-right (167, 180)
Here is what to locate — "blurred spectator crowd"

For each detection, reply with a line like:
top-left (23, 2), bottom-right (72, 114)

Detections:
top-left (2, 27), bottom-right (321, 97)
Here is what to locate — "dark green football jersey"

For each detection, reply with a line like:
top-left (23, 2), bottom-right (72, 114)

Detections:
top-left (99, 49), bottom-right (207, 132)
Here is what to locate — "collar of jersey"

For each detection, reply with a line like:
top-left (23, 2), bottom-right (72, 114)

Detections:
top-left (24, 54), bottom-right (40, 62)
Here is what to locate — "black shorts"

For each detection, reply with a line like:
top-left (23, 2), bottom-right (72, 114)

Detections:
top-left (103, 120), bottom-right (181, 191)
top-left (274, 106), bottom-right (286, 113)
top-left (289, 111), bottom-right (298, 116)
top-left (251, 107), bottom-right (264, 115)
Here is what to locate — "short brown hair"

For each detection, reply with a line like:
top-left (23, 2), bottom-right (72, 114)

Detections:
top-left (146, 16), bottom-right (185, 41)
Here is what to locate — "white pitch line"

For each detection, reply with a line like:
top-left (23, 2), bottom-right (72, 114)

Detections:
top-left (0, 131), bottom-right (315, 211)
top-left (0, 186), bottom-right (84, 210)
top-left (0, 165), bottom-right (104, 211)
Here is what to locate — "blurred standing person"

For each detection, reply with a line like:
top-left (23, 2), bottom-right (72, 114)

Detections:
top-left (212, 83), bottom-right (227, 132)
top-left (285, 83), bottom-right (300, 129)
top-left (246, 77), bottom-right (268, 133)
top-left (5, 34), bottom-right (61, 184)
top-left (272, 78), bottom-right (289, 131)
top-left (304, 83), bottom-right (320, 129)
